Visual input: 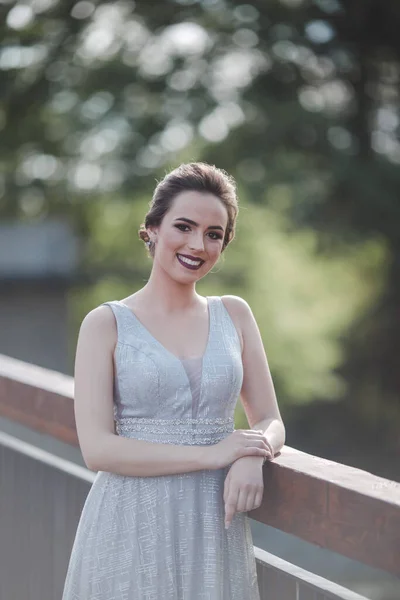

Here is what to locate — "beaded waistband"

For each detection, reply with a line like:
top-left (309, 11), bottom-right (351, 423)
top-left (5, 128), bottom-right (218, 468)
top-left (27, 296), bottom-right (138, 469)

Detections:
top-left (116, 417), bottom-right (235, 446)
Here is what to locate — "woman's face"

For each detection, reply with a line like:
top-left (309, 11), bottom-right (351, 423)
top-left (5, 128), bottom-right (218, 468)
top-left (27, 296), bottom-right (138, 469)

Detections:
top-left (149, 190), bottom-right (229, 283)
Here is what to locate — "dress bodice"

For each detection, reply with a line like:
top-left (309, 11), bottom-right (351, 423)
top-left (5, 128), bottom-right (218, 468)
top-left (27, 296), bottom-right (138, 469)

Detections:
top-left (103, 297), bottom-right (243, 445)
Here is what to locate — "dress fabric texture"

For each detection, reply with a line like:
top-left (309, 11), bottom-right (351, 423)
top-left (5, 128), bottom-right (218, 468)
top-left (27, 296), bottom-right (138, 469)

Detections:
top-left (62, 296), bottom-right (261, 600)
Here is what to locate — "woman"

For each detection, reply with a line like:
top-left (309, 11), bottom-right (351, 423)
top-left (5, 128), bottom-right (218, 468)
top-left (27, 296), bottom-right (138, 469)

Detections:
top-left (62, 162), bottom-right (285, 600)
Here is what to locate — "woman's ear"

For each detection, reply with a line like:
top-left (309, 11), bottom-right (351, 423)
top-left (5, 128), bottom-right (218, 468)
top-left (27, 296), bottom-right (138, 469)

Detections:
top-left (147, 226), bottom-right (158, 244)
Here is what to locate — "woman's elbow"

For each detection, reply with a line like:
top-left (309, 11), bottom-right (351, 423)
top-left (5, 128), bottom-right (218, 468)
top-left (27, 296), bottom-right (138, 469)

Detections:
top-left (77, 429), bottom-right (113, 472)
top-left (79, 439), bottom-right (106, 472)
top-left (84, 455), bottom-right (99, 472)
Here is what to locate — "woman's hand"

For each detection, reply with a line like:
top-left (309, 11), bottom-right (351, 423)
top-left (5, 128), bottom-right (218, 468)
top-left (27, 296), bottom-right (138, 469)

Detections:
top-left (212, 429), bottom-right (272, 469)
top-left (223, 451), bottom-right (271, 529)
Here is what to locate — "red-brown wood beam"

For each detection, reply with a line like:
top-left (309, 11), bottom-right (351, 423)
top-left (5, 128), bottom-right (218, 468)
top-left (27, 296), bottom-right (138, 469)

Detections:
top-left (0, 354), bottom-right (77, 445)
top-left (251, 449), bottom-right (400, 576)
top-left (0, 354), bottom-right (399, 576)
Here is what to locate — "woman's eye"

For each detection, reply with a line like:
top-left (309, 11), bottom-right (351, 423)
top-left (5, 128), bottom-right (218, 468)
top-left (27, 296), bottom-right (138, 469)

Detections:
top-left (175, 224), bottom-right (221, 239)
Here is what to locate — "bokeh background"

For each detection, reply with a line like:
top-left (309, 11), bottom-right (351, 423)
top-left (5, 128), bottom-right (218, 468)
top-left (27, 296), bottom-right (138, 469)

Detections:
top-left (1, 2), bottom-right (400, 597)
top-left (1, 0), bottom-right (400, 484)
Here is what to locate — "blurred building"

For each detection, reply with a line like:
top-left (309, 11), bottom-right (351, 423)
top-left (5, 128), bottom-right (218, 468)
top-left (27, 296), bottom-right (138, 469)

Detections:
top-left (0, 220), bottom-right (78, 374)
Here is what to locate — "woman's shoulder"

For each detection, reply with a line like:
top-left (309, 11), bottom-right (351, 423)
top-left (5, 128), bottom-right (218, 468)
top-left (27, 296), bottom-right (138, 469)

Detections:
top-left (220, 295), bottom-right (251, 319)
top-left (78, 303), bottom-right (118, 343)
top-left (219, 296), bottom-right (253, 347)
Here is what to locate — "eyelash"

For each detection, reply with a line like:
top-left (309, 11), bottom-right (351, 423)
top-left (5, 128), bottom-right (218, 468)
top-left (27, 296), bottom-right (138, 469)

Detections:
top-left (174, 224), bottom-right (223, 240)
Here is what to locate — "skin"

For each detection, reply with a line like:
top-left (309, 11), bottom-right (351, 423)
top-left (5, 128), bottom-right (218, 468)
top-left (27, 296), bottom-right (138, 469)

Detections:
top-left (74, 189), bottom-right (285, 530)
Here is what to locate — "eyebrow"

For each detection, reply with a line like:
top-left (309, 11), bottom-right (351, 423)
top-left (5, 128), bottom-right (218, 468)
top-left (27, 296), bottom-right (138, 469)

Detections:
top-left (174, 217), bottom-right (224, 231)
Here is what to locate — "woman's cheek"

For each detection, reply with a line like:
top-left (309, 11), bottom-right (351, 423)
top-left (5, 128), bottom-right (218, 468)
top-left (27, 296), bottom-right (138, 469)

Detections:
top-left (166, 232), bottom-right (182, 247)
top-left (211, 240), bottom-right (223, 255)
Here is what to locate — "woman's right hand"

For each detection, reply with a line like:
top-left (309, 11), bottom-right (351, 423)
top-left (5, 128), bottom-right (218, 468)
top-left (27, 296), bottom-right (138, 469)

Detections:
top-left (211, 429), bottom-right (272, 469)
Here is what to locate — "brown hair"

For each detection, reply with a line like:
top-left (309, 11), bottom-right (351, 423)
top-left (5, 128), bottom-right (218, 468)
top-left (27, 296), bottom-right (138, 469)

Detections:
top-left (138, 162), bottom-right (238, 257)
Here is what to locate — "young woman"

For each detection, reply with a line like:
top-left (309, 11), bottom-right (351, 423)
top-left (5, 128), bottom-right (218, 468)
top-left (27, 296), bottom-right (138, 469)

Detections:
top-left (62, 162), bottom-right (285, 600)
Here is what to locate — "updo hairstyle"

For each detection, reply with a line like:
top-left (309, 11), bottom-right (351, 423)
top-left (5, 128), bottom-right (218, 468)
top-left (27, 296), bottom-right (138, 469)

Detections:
top-left (138, 162), bottom-right (238, 257)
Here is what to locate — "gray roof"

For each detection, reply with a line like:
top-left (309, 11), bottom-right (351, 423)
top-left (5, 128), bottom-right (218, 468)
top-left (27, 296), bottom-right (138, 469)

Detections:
top-left (0, 220), bottom-right (78, 279)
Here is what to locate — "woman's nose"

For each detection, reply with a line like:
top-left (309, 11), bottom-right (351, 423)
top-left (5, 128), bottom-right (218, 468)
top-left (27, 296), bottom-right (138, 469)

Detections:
top-left (189, 233), bottom-right (204, 251)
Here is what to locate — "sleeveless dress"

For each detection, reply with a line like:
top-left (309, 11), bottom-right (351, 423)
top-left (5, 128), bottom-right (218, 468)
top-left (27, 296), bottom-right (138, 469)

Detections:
top-left (62, 296), bottom-right (261, 600)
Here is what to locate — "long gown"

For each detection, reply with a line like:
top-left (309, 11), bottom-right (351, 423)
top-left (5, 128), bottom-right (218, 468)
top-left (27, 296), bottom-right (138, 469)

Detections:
top-left (62, 296), bottom-right (261, 600)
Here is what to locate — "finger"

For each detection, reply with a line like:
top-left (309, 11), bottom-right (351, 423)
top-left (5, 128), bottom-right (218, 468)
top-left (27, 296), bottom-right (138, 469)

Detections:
top-left (224, 503), bottom-right (235, 529)
top-left (241, 439), bottom-right (271, 453)
top-left (245, 432), bottom-right (274, 454)
top-left (225, 488), bottom-right (239, 529)
top-left (254, 490), bottom-right (263, 509)
top-left (243, 447), bottom-right (270, 459)
top-left (223, 471), bottom-right (231, 505)
top-left (237, 488), bottom-right (249, 512)
top-left (244, 437), bottom-right (272, 452)
top-left (245, 491), bottom-right (257, 512)
top-left (244, 432), bottom-right (268, 442)
top-left (262, 449), bottom-right (272, 459)
top-left (262, 437), bottom-right (274, 455)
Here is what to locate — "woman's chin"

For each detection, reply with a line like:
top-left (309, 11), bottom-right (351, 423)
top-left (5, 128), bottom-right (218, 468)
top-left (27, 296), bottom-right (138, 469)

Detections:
top-left (172, 264), bottom-right (207, 283)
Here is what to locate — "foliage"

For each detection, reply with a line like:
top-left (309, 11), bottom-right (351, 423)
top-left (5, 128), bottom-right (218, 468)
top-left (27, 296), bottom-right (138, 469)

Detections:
top-left (69, 188), bottom-right (385, 413)
top-left (2, 0), bottom-right (400, 472)
top-left (2, 0), bottom-right (400, 222)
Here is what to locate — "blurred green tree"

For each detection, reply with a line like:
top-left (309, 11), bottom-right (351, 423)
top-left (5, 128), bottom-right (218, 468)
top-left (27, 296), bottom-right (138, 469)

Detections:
top-left (1, 0), bottom-right (400, 476)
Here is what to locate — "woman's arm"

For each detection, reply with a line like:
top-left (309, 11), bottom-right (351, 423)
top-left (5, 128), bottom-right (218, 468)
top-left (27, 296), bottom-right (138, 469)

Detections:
top-left (221, 295), bottom-right (285, 528)
top-left (222, 295), bottom-right (285, 454)
top-left (74, 307), bottom-right (213, 476)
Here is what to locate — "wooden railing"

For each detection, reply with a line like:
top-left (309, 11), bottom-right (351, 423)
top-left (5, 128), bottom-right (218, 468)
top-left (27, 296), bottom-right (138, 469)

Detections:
top-left (0, 354), bottom-right (399, 600)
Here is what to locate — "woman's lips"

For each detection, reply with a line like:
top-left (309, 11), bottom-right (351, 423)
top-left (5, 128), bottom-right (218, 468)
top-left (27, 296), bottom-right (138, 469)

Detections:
top-left (176, 253), bottom-right (205, 270)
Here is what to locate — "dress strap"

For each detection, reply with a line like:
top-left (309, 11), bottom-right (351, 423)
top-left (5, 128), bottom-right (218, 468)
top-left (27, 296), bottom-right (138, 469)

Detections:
top-left (206, 295), bottom-right (217, 333)
top-left (208, 296), bottom-right (242, 353)
top-left (101, 300), bottom-right (139, 345)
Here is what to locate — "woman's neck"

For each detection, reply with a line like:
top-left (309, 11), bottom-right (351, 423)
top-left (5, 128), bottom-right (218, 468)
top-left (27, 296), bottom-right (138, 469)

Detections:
top-left (137, 264), bottom-right (200, 313)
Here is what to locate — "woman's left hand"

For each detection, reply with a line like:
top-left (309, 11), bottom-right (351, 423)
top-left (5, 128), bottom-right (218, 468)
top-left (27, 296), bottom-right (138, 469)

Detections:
top-left (223, 455), bottom-right (265, 529)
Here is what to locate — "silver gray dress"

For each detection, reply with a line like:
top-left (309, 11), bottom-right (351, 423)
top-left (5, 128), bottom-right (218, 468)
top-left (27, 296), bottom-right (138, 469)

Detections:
top-left (62, 297), bottom-right (261, 600)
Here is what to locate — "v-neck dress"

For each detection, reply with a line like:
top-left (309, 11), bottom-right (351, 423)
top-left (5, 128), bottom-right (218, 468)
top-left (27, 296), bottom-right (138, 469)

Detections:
top-left (62, 296), bottom-right (261, 600)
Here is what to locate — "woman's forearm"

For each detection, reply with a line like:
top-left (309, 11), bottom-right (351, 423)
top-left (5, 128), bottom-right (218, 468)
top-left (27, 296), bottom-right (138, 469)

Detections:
top-left (85, 433), bottom-right (214, 476)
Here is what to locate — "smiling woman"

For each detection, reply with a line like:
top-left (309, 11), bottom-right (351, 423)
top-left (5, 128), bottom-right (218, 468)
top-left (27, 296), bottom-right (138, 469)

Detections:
top-left (138, 162), bottom-right (238, 256)
top-left (62, 162), bottom-right (285, 600)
